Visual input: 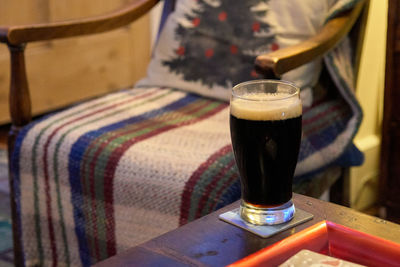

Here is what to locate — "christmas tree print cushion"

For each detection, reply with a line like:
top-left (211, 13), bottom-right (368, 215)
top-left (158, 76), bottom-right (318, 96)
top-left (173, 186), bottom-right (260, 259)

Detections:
top-left (137, 0), bottom-right (355, 102)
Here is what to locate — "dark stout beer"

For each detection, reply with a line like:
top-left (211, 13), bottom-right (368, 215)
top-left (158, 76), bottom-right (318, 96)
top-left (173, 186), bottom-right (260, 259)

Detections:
top-left (230, 93), bottom-right (302, 207)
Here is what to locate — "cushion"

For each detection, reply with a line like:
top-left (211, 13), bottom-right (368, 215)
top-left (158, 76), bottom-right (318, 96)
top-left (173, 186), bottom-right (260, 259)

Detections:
top-left (137, 0), bottom-right (337, 102)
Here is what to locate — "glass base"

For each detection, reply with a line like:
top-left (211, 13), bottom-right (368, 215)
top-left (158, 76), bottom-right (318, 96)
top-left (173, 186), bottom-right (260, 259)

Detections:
top-left (239, 200), bottom-right (295, 225)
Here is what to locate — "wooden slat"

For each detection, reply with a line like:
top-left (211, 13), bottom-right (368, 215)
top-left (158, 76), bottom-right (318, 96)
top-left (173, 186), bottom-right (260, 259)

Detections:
top-left (0, 0), bottom-right (143, 25)
top-left (0, 14), bottom-right (150, 124)
top-left (394, 40), bottom-right (400, 52)
top-left (0, 0), bottom-right (158, 44)
top-left (380, 0), bottom-right (400, 222)
top-left (49, 0), bottom-right (127, 21)
top-left (0, 0), bottom-right (49, 25)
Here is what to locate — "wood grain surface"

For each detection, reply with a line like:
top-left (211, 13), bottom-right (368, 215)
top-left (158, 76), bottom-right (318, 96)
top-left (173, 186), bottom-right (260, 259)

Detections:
top-left (0, 0), bottom-right (153, 124)
top-left (95, 193), bottom-right (400, 267)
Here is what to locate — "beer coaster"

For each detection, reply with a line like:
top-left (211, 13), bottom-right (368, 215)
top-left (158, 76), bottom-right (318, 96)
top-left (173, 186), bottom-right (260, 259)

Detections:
top-left (218, 208), bottom-right (313, 238)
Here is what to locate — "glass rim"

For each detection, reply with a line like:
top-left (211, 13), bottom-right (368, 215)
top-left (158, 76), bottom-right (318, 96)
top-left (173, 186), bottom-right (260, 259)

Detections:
top-left (232, 79), bottom-right (300, 102)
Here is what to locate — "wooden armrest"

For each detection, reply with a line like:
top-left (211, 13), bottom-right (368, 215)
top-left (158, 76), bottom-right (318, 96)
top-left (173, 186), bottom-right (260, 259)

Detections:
top-left (255, 0), bottom-right (365, 77)
top-left (0, 0), bottom-right (159, 45)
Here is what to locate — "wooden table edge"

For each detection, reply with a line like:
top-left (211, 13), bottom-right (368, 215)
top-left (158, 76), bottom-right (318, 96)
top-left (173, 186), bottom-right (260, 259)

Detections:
top-left (94, 194), bottom-right (400, 266)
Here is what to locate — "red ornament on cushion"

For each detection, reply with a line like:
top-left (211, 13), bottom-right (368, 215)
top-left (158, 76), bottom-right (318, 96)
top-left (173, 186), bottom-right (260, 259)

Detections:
top-left (252, 22), bottom-right (260, 32)
top-left (192, 17), bottom-right (200, 27)
top-left (176, 46), bottom-right (185, 56)
top-left (218, 11), bottom-right (227, 21)
top-left (230, 45), bottom-right (238, 54)
top-left (271, 42), bottom-right (279, 51)
top-left (205, 48), bottom-right (214, 58)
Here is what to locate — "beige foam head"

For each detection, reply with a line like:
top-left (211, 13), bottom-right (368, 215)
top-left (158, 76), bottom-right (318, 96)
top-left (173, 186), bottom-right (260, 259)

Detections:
top-left (230, 93), bottom-right (302, 121)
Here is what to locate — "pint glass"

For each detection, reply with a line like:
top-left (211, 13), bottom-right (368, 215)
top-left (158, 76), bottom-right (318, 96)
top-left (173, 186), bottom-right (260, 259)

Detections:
top-left (230, 80), bottom-right (302, 225)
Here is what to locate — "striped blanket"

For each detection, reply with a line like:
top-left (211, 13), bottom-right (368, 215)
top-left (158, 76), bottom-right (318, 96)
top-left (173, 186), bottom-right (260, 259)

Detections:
top-left (12, 87), bottom-right (241, 266)
top-left (12, 80), bottom-right (359, 266)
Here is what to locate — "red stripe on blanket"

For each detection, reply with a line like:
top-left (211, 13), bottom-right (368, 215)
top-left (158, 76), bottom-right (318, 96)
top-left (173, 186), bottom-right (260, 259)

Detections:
top-left (41, 90), bottom-right (157, 265)
top-left (194, 159), bottom-right (236, 219)
top-left (210, 171), bottom-right (239, 211)
top-left (179, 144), bottom-right (232, 226)
top-left (82, 99), bottom-right (212, 259)
top-left (102, 103), bottom-right (227, 256)
top-left (43, 154), bottom-right (58, 267)
top-left (302, 103), bottom-right (341, 125)
top-left (303, 107), bottom-right (348, 136)
top-left (85, 115), bottom-right (162, 261)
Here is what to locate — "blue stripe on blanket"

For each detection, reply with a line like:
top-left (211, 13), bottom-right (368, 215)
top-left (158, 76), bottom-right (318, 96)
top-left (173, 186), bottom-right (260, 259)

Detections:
top-left (298, 117), bottom-right (348, 162)
top-left (216, 179), bottom-right (241, 210)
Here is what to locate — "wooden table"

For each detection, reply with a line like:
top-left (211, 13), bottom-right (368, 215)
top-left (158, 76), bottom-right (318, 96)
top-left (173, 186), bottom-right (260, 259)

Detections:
top-left (95, 194), bottom-right (400, 266)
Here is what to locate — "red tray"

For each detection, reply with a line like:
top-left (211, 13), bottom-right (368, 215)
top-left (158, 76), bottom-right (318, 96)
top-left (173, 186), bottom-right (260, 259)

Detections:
top-left (229, 220), bottom-right (400, 267)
